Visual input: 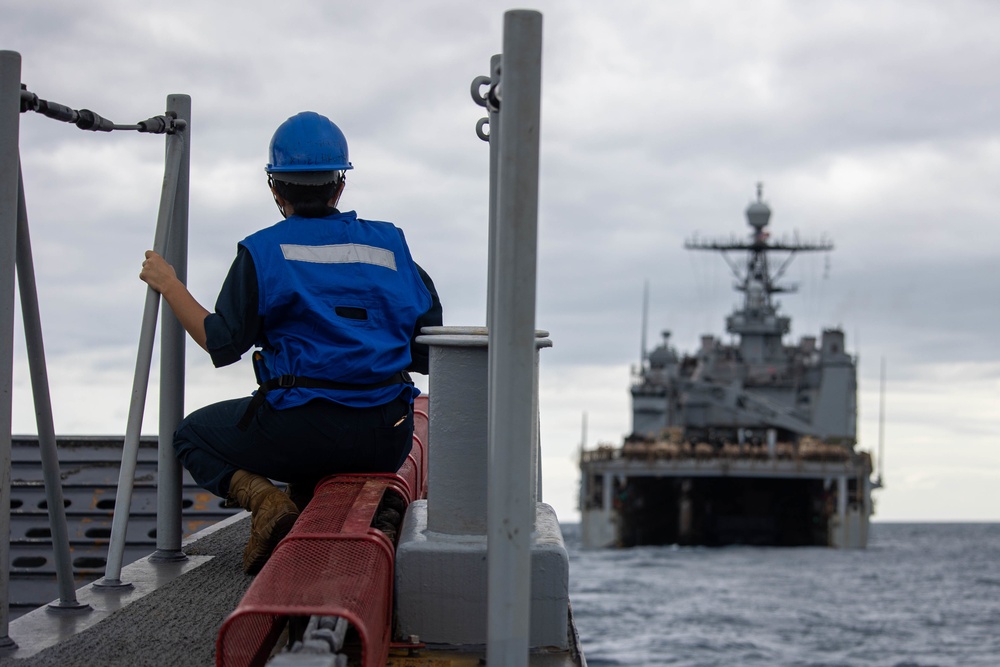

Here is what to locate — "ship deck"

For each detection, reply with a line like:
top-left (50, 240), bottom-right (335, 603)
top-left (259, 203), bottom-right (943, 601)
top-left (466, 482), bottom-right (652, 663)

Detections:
top-left (581, 455), bottom-right (868, 479)
top-left (2, 512), bottom-right (585, 667)
top-left (1, 512), bottom-right (253, 667)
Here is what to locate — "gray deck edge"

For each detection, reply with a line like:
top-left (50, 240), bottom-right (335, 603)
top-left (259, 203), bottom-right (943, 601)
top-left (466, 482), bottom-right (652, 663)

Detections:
top-left (1, 512), bottom-right (253, 666)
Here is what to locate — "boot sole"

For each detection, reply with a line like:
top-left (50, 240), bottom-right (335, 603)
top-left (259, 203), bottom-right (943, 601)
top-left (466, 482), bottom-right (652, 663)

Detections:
top-left (243, 510), bottom-right (299, 575)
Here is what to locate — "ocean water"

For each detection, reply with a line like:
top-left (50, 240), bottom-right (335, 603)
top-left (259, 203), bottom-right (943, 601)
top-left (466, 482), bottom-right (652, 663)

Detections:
top-left (563, 522), bottom-right (1000, 667)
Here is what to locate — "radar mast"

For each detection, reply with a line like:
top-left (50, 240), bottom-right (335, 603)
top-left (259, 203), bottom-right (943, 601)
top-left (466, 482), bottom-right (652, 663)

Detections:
top-left (685, 184), bottom-right (833, 344)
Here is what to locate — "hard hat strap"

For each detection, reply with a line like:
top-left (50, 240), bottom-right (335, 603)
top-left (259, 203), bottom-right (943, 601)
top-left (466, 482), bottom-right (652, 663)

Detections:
top-left (267, 174), bottom-right (288, 219)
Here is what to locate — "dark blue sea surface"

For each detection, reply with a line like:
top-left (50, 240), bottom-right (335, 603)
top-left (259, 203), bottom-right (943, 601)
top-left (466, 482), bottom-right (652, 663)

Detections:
top-left (563, 522), bottom-right (1000, 667)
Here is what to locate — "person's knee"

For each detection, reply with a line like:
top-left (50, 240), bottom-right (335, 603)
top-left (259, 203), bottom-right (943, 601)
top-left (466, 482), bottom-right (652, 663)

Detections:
top-left (173, 419), bottom-right (196, 461)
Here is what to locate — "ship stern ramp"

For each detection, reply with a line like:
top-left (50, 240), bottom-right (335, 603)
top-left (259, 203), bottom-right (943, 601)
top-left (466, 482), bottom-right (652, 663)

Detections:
top-left (581, 450), bottom-right (872, 549)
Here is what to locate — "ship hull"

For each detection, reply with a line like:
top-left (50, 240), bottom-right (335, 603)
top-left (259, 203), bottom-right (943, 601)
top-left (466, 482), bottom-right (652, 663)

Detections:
top-left (580, 451), bottom-right (873, 549)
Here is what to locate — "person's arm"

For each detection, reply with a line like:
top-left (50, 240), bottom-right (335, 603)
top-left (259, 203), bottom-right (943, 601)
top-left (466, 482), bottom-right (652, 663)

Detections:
top-left (139, 250), bottom-right (210, 350)
top-left (205, 247), bottom-right (262, 367)
top-left (409, 263), bottom-right (443, 374)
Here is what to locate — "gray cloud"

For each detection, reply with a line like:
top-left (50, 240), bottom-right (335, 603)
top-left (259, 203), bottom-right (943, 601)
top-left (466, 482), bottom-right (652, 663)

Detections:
top-left (3, 0), bottom-right (998, 521)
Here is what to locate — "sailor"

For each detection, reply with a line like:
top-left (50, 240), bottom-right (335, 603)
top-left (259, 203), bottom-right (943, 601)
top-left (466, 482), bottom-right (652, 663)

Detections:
top-left (139, 111), bottom-right (442, 574)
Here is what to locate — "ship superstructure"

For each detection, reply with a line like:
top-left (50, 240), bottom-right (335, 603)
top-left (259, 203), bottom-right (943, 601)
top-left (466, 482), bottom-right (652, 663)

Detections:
top-left (580, 186), bottom-right (875, 549)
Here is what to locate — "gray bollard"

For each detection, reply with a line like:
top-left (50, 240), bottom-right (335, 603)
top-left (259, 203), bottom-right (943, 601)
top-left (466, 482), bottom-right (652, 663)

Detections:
top-left (419, 327), bottom-right (550, 536)
top-left (394, 327), bottom-right (565, 648)
top-left (422, 330), bottom-right (490, 535)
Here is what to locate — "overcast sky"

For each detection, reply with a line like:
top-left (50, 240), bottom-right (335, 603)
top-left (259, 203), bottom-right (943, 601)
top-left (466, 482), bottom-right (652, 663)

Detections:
top-left (2, 1), bottom-right (998, 523)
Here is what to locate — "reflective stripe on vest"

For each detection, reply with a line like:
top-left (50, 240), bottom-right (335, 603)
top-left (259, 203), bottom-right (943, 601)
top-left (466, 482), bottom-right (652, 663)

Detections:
top-left (280, 243), bottom-right (397, 270)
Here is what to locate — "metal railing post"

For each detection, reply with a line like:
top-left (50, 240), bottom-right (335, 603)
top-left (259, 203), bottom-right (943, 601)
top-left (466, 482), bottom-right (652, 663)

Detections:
top-left (15, 167), bottom-right (89, 611)
top-left (0, 48), bottom-right (21, 650)
top-left (486, 52), bottom-right (501, 330)
top-left (151, 94), bottom-right (190, 562)
top-left (486, 10), bottom-right (543, 667)
top-left (476, 52), bottom-right (546, 508)
top-left (98, 125), bottom-right (185, 587)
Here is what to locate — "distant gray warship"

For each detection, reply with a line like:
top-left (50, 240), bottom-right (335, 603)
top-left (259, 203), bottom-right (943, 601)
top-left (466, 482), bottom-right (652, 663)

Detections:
top-left (579, 185), bottom-right (875, 549)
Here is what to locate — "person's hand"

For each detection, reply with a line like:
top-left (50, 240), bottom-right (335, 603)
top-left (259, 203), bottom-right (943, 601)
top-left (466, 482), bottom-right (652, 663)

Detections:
top-left (139, 250), bottom-right (177, 295)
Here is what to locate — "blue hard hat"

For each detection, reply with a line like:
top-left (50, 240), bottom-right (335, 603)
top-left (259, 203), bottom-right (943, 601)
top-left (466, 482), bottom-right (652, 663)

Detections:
top-left (266, 111), bottom-right (353, 184)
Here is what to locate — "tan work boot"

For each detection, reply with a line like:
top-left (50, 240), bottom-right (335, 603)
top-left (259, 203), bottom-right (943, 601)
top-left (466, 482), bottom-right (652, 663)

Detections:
top-left (227, 470), bottom-right (300, 575)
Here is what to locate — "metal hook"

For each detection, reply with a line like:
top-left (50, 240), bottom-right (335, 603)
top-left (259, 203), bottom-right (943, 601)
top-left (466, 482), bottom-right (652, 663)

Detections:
top-left (470, 75), bottom-right (491, 108)
top-left (488, 59), bottom-right (502, 112)
top-left (472, 57), bottom-right (501, 139)
top-left (486, 81), bottom-right (501, 111)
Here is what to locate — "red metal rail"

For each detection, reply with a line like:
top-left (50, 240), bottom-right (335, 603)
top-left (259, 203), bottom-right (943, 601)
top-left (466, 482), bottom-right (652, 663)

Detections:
top-left (216, 395), bottom-right (429, 667)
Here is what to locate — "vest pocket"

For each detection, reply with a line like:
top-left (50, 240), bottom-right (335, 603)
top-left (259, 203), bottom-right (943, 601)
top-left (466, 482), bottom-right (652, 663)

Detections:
top-left (335, 306), bottom-right (368, 320)
top-left (330, 299), bottom-right (380, 329)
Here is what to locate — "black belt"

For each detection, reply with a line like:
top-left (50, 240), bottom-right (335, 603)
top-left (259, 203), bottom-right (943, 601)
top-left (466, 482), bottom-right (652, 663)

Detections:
top-left (236, 371), bottom-right (411, 431)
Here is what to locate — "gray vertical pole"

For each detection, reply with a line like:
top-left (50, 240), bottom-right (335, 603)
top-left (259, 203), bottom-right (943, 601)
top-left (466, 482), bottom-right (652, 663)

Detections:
top-left (16, 168), bottom-right (88, 610)
top-left (878, 356), bottom-right (886, 484)
top-left (483, 55), bottom-right (501, 524)
top-left (486, 53), bottom-right (501, 330)
top-left (487, 10), bottom-right (542, 667)
top-left (602, 474), bottom-right (612, 512)
top-left (837, 475), bottom-right (848, 547)
top-left (0, 49), bottom-right (22, 649)
top-left (152, 95), bottom-right (190, 562)
top-left (861, 474), bottom-right (870, 515)
top-left (532, 347), bottom-right (542, 501)
top-left (98, 129), bottom-right (184, 587)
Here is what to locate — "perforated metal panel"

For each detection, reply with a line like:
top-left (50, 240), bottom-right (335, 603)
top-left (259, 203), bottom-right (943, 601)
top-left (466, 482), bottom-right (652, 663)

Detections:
top-left (215, 400), bottom-right (431, 666)
top-left (217, 480), bottom-right (397, 667)
top-left (393, 458), bottom-right (417, 503)
top-left (413, 395), bottom-right (429, 498)
top-left (7, 437), bottom-right (241, 618)
top-left (289, 478), bottom-right (366, 536)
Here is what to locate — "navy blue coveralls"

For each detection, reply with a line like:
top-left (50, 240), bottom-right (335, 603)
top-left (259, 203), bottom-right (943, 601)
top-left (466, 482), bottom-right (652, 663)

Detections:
top-left (174, 210), bottom-right (442, 498)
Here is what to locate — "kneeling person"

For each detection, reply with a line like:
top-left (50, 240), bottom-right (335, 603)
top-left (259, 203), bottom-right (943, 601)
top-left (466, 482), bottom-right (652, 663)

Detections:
top-left (139, 111), bottom-right (442, 574)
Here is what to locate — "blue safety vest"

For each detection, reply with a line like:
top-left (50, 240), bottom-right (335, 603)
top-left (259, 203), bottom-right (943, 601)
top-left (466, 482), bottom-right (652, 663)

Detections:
top-left (239, 210), bottom-right (432, 409)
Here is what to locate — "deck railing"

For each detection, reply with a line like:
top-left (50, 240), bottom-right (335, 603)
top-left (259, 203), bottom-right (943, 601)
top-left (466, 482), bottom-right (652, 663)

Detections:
top-left (0, 50), bottom-right (190, 646)
top-left (476, 11), bottom-right (545, 667)
top-left (3, 13), bottom-right (551, 665)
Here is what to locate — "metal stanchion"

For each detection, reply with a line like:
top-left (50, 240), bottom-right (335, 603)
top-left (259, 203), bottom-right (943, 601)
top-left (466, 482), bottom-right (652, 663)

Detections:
top-left (486, 10), bottom-right (543, 667)
top-left (15, 167), bottom-right (88, 612)
top-left (473, 52), bottom-right (502, 330)
top-left (0, 62), bottom-right (192, 634)
top-left (476, 51), bottom-right (547, 510)
top-left (0, 49), bottom-right (22, 650)
top-left (98, 126), bottom-right (185, 588)
top-left (151, 94), bottom-right (191, 563)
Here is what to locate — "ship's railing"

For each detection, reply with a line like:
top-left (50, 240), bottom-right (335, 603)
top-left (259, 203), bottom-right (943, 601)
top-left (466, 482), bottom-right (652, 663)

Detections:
top-left (2, 11), bottom-right (551, 664)
top-left (581, 437), bottom-right (870, 465)
top-left (472, 11), bottom-right (545, 667)
top-left (1, 50), bottom-right (190, 648)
